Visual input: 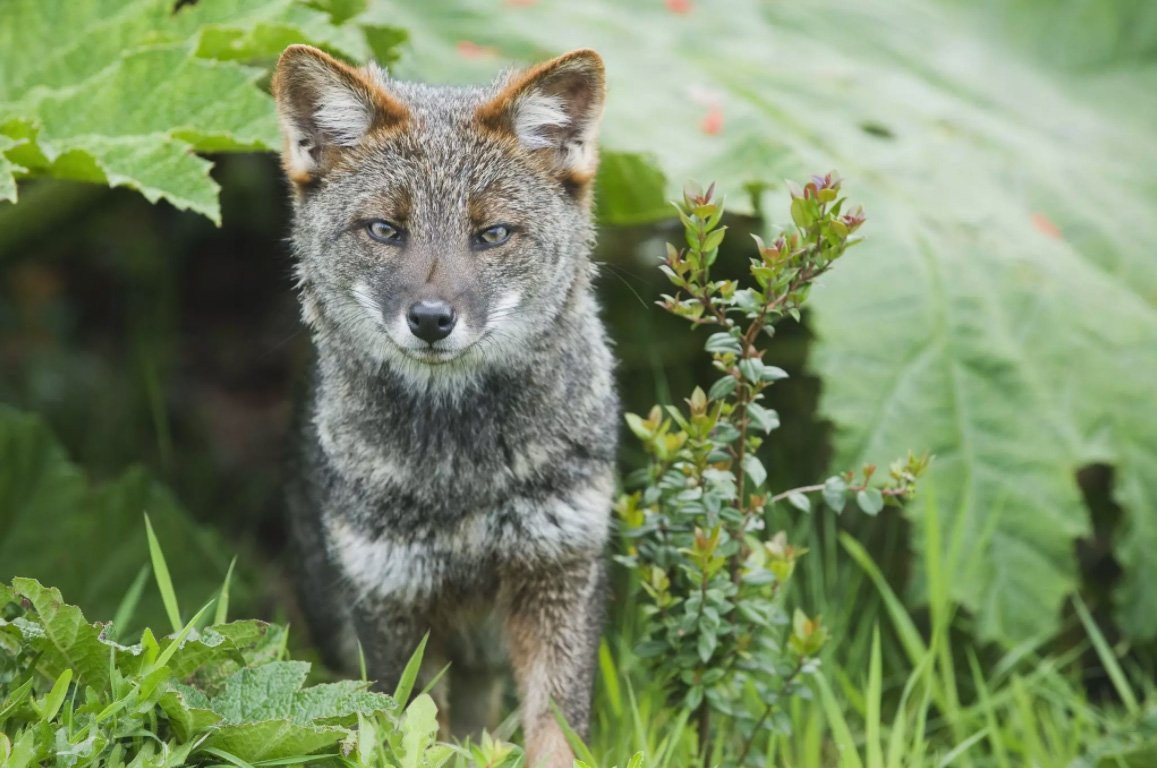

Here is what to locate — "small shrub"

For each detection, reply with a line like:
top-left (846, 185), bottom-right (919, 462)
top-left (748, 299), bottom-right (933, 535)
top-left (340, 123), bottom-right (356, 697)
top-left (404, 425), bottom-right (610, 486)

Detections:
top-left (617, 174), bottom-right (927, 765)
top-left (0, 573), bottom-right (455, 767)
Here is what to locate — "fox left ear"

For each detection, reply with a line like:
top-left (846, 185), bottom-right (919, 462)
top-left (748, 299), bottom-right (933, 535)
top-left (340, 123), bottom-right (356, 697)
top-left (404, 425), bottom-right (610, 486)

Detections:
top-left (477, 49), bottom-right (606, 185)
top-left (272, 44), bottom-right (408, 187)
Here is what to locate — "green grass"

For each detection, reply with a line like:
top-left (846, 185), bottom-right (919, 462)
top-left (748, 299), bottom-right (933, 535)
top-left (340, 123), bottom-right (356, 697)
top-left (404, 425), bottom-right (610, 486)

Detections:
top-left (563, 490), bottom-right (1155, 767)
top-left (3, 499), bottom-right (1153, 768)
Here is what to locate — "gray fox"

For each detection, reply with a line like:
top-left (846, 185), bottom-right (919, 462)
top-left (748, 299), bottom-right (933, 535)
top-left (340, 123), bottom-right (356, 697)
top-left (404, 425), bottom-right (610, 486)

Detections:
top-left (273, 44), bottom-right (618, 768)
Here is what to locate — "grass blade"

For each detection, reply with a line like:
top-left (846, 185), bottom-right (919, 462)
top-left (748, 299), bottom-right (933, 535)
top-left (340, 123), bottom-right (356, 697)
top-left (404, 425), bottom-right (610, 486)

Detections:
top-left (839, 533), bottom-right (927, 664)
top-left (1072, 594), bottom-right (1139, 715)
top-left (866, 626), bottom-right (883, 768)
top-left (202, 748), bottom-right (257, 768)
top-left (937, 729), bottom-right (987, 767)
top-left (153, 601), bottom-right (213, 669)
top-left (966, 649), bottom-right (1010, 768)
top-left (553, 701), bottom-right (598, 766)
top-left (419, 662), bottom-right (451, 698)
top-left (213, 556), bottom-right (237, 625)
top-left (817, 673), bottom-right (865, 768)
top-left (885, 654), bottom-right (932, 768)
top-left (599, 639), bottom-right (623, 719)
top-left (37, 669), bottom-right (72, 723)
top-left (112, 565), bottom-right (150, 640)
top-left (144, 513), bottom-right (182, 633)
top-left (394, 633), bottom-right (429, 705)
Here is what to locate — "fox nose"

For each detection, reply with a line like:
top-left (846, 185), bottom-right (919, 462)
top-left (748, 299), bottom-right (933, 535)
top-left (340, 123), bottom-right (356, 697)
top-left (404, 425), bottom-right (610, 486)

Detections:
top-left (406, 299), bottom-right (457, 343)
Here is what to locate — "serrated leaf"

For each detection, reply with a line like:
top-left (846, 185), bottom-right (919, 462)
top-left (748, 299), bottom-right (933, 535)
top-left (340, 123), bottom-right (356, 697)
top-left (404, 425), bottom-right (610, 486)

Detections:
top-left (0, 135), bottom-right (26, 203)
top-left (157, 689), bottom-right (223, 742)
top-left (10, 578), bottom-right (109, 690)
top-left (162, 626), bottom-right (248, 682)
top-left (205, 719), bottom-right (349, 762)
top-left (0, 0), bottom-right (394, 220)
top-left (198, 660), bottom-right (394, 725)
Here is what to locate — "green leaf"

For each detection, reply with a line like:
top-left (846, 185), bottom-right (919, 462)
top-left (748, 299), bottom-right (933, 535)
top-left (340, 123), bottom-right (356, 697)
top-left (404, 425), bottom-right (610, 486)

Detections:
top-left (145, 514), bottom-right (183, 635)
top-left (624, 412), bottom-right (653, 441)
top-left (10, 578), bottom-right (110, 690)
top-left (856, 488), bottom-right (884, 517)
top-left (400, 693), bottom-right (441, 768)
top-left (196, 660), bottom-right (394, 725)
top-left (747, 403), bottom-right (780, 434)
top-left (596, 151), bottom-right (670, 225)
top-left (741, 454), bottom-right (767, 489)
top-left (822, 476), bottom-right (848, 513)
top-left (0, 135), bottom-right (26, 203)
top-left (704, 332), bottom-right (743, 356)
top-left (36, 668), bottom-right (72, 723)
top-left (737, 359), bottom-right (763, 384)
top-left (204, 719), bottom-right (349, 762)
top-left (786, 492), bottom-right (811, 513)
top-left (157, 689), bottom-right (223, 742)
top-left (760, 365), bottom-right (789, 382)
top-left (696, 629), bottom-right (717, 664)
top-left (0, 0), bottom-right (393, 221)
top-left (708, 375), bottom-right (738, 400)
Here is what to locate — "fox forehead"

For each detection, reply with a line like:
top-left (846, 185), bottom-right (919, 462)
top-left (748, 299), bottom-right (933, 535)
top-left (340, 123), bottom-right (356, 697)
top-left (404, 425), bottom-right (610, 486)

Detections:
top-left (329, 88), bottom-right (557, 226)
top-left (338, 143), bottom-right (546, 231)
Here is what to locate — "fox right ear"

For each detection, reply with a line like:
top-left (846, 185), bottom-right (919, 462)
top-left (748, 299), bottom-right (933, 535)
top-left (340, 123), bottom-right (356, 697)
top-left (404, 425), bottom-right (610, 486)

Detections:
top-left (272, 45), bottom-right (408, 185)
top-left (476, 49), bottom-right (606, 190)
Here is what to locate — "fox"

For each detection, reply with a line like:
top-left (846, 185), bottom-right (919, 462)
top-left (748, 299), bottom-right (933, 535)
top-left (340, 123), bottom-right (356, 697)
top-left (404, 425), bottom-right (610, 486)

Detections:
top-left (272, 44), bottom-right (618, 768)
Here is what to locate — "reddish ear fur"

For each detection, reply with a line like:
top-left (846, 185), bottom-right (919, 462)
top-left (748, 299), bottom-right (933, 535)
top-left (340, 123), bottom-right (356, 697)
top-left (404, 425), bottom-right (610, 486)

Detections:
top-left (272, 44), bottom-right (409, 186)
top-left (475, 49), bottom-right (606, 189)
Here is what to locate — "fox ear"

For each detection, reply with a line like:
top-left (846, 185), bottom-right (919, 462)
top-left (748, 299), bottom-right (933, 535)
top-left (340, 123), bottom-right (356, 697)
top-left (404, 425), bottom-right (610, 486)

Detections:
top-left (477, 49), bottom-right (606, 184)
top-left (272, 44), bottom-right (407, 185)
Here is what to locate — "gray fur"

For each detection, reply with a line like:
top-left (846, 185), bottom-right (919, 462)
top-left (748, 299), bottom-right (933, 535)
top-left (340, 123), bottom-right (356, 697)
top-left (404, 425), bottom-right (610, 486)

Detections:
top-left (275, 46), bottom-right (616, 763)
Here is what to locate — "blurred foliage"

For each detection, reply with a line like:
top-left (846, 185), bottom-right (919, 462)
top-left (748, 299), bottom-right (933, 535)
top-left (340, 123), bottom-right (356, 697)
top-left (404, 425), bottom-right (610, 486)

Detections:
top-left (369, 0), bottom-right (1157, 646)
top-left (0, 405), bottom-right (253, 635)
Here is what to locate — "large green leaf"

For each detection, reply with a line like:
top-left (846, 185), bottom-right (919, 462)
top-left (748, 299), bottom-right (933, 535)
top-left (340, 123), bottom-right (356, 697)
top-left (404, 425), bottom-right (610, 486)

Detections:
top-left (194, 660), bottom-right (394, 724)
top-left (0, 0), bottom-right (400, 222)
top-left (0, 405), bottom-right (243, 632)
top-left (372, 0), bottom-right (1157, 643)
top-left (189, 660), bottom-right (395, 761)
top-left (8, 578), bottom-right (112, 689)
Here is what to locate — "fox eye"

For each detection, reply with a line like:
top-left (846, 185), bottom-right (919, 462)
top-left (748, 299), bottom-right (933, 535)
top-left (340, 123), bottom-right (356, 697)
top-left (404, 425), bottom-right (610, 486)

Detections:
top-left (366, 220), bottom-right (404, 244)
top-left (475, 224), bottom-right (512, 248)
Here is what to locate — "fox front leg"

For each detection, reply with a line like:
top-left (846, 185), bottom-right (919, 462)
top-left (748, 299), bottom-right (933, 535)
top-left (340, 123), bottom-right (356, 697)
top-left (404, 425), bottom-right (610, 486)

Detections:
top-left (502, 557), bottom-right (605, 768)
top-left (350, 599), bottom-right (431, 694)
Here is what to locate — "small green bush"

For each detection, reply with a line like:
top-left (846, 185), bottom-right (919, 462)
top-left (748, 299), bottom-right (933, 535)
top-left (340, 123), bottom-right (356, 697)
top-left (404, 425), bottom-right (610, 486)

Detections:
top-left (617, 175), bottom-right (926, 765)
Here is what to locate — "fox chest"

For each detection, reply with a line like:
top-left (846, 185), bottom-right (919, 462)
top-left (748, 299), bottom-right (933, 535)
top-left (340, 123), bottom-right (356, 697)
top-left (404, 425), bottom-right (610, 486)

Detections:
top-left (323, 479), bottom-right (610, 604)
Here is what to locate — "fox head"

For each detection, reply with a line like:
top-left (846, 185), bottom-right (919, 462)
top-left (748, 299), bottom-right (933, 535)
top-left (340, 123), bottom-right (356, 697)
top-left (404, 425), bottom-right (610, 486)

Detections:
top-left (272, 45), bottom-right (606, 384)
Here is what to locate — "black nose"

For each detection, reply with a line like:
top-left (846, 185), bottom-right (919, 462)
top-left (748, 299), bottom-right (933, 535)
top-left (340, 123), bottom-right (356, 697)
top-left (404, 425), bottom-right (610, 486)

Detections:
top-left (406, 299), bottom-right (457, 343)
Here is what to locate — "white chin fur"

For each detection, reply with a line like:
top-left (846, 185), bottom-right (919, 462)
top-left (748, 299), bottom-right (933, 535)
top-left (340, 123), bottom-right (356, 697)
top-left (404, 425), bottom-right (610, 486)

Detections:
top-left (328, 285), bottom-right (530, 398)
